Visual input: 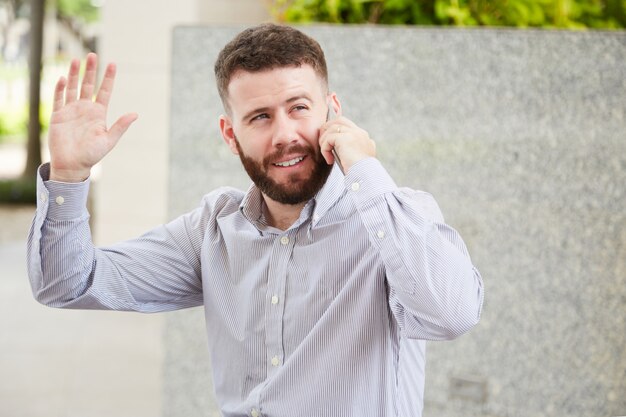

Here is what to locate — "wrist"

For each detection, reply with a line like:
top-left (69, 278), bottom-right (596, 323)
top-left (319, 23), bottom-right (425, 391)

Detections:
top-left (49, 167), bottom-right (90, 183)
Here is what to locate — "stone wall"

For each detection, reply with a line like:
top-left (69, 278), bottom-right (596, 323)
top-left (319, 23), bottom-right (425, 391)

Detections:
top-left (166, 25), bottom-right (626, 417)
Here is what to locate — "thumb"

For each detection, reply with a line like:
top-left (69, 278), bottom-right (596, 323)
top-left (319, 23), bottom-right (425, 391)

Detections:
top-left (108, 112), bottom-right (138, 145)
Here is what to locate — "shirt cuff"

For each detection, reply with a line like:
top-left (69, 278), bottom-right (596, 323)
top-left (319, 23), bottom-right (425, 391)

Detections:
top-left (344, 157), bottom-right (397, 206)
top-left (38, 163), bottom-right (90, 221)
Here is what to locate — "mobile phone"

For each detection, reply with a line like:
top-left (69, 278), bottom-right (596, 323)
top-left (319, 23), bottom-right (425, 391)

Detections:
top-left (327, 104), bottom-right (345, 174)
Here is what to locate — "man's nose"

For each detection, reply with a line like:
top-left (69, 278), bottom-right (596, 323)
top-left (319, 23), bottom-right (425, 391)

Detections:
top-left (272, 111), bottom-right (298, 148)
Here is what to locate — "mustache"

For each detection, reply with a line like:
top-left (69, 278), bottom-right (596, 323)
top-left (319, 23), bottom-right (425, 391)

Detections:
top-left (263, 143), bottom-right (320, 168)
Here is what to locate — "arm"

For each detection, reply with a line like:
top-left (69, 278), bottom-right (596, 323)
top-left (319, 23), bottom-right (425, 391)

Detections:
top-left (319, 110), bottom-right (483, 340)
top-left (28, 164), bottom-right (205, 311)
top-left (347, 158), bottom-right (484, 340)
top-left (27, 54), bottom-right (204, 311)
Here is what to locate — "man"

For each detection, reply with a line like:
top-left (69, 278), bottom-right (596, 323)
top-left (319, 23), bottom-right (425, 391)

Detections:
top-left (28, 23), bottom-right (483, 417)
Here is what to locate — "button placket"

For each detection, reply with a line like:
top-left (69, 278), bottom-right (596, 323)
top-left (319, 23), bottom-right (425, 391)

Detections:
top-left (264, 232), bottom-right (293, 377)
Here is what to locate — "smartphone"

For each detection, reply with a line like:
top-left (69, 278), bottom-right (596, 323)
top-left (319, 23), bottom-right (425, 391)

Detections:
top-left (327, 104), bottom-right (345, 174)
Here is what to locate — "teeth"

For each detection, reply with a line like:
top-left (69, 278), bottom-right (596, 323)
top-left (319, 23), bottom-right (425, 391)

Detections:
top-left (274, 157), bottom-right (304, 167)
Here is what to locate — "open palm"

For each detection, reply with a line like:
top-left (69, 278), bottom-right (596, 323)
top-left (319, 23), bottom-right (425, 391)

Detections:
top-left (48, 53), bottom-right (137, 182)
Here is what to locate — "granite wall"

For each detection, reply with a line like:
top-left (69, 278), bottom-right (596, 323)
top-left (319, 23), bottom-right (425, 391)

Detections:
top-left (166, 25), bottom-right (626, 417)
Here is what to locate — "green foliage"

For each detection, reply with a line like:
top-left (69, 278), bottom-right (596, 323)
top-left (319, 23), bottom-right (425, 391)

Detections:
top-left (0, 177), bottom-right (36, 204)
top-left (0, 104), bottom-right (51, 144)
top-left (270, 0), bottom-right (626, 28)
top-left (0, 106), bottom-right (27, 140)
top-left (57, 0), bottom-right (100, 22)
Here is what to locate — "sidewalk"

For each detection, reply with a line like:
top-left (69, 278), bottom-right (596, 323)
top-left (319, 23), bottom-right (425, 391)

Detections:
top-left (0, 197), bottom-right (164, 415)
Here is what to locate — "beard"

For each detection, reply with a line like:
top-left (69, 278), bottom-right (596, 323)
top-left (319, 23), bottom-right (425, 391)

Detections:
top-left (235, 137), bottom-right (333, 205)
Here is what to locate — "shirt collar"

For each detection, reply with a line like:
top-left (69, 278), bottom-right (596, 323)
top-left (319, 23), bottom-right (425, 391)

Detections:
top-left (310, 164), bottom-right (345, 228)
top-left (239, 164), bottom-right (345, 232)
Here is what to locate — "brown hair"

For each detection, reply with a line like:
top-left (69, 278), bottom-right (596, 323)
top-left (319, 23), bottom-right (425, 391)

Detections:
top-left (214, 23), bottom-right (328, 111)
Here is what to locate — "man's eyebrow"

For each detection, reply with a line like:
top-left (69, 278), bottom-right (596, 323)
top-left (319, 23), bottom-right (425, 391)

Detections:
top-left (242, 95), bottom-right (314, 122)
top-left (285, 94), bottom-right (313, 104)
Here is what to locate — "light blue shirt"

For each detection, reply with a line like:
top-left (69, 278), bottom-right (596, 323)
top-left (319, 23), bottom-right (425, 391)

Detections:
top-left (28, 158), bottom-right (484, 417)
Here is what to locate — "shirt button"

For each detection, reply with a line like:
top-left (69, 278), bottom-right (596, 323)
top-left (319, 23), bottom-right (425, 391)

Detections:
top-left (280, 236), bottom-right (289, 245)
top-left (271, 295), bottom-right (279, 305)
top-left (251, 409), bottom-right (260, 417)
top-left (377, 230), bottom-right (386, 239)
top-left (40, 193), bottom-right (47, 202)
top-left (55, 196), bottom-right (65, 205)
top-left (271, 356), bottom-right (280, 366)
top-left (351, 182), bottom-right (360, 191)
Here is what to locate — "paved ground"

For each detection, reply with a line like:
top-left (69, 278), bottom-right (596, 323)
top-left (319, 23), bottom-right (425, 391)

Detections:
top-left (0, 145), bottom-right (164, 417)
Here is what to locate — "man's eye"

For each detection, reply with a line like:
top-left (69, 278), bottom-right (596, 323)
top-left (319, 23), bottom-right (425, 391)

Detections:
top-left (290, 105), bottom-right (309, 116)
top-left (251, 113), bottom-right (269, 122)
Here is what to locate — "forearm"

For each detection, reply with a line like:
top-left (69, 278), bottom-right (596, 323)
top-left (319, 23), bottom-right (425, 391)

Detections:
top-left (348, 158), bottom-right (484, 340)
top-left (27, 163), bottom-right (204, 311)
top-left (387, 218), bottom-right (484, 340)
top-left (27, 163), bottom-right (95, 307)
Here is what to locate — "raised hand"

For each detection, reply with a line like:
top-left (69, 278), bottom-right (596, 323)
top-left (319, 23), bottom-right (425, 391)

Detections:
top-left (48, 53), bottom-right (137, 182)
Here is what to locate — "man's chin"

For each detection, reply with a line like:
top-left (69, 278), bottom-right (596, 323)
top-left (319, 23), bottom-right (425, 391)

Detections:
top-left (262, 183), bottom-right (315, 206)
top-left (261, 168), bottom-right (331, 205)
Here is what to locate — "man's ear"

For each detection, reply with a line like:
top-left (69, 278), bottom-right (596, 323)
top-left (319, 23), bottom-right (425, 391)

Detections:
top-left (219, 115), bottom-right (239, 155)
top-left (328, 92), bottom-right (342, 117)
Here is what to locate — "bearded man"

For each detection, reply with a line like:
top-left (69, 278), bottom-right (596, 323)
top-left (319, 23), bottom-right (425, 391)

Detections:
top-left (28, 23), bottom-right (483, 417)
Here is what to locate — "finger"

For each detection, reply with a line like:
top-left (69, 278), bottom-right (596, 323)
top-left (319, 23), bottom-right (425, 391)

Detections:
top-left (321, 146), bottom-right (335, 165)
top-left (318, 132), bottom-right (336, 165)
top-left (320, 120), bottom-right (338, 136)
top-left (79, 53), bottom-right (98, 100)
top-left (95, 63), bottom-right (116, 107)
top-left (321, 117), bottom-right (350, 135)
top-left (108, 113), bottom-right (138, 145)
top-left (337, 116), bottom-right (358, 128)
top-left (65, 59), bottom-right (80, 104)
top-left (52, 76), bottom-right (67, 112)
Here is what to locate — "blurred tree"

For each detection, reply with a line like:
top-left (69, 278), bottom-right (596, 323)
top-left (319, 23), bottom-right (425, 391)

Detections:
top-left (2, 0), bottom-right (98, 176)
top-left (269, 0), bottom-right (626, 28)
top-left (24, 0), bottom-right (44, 179)
top-left (1, 0), bottom-right (98, 201)
top-left (56, 0), bottom-right (99, 53)
top-left (0, 0), bottom-right (29, 60)
top-left (57, 0), bottom-right (99, 22)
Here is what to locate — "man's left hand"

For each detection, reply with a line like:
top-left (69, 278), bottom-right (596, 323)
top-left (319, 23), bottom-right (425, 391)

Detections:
top-left (319, 116), bottom-right (376, 173)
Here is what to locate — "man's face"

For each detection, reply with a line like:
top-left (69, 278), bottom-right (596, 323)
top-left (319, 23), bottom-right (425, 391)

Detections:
top-left (220, 65), bottom-right (336, 205)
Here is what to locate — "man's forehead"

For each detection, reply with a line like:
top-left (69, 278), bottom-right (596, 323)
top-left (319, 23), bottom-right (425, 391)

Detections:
top-left (226, 65), bottom-right (328, 113)
top-left (228, 65), bottom-right (323, 89)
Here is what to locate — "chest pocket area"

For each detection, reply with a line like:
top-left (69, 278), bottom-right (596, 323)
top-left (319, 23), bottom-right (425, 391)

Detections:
top-left (289, 223), bottom-right (375, 304)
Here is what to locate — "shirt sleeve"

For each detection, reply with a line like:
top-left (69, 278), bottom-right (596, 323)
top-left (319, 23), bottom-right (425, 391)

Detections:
top-left (27, 163), bottom-right (205, 312)
top-left (346, 158), bottom-right (484, 340)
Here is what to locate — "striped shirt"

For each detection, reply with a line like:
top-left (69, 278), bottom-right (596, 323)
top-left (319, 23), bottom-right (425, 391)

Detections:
top-left (28, 157), bottom-right (484, 417)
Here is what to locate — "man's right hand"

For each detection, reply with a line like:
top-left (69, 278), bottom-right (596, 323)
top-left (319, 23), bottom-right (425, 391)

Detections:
top-left (48, 53), bottom-right (137, 182)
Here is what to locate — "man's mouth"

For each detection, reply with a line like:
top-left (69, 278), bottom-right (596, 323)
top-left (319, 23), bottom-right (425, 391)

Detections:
top-left (273, 156), bottom-right (305, 167)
